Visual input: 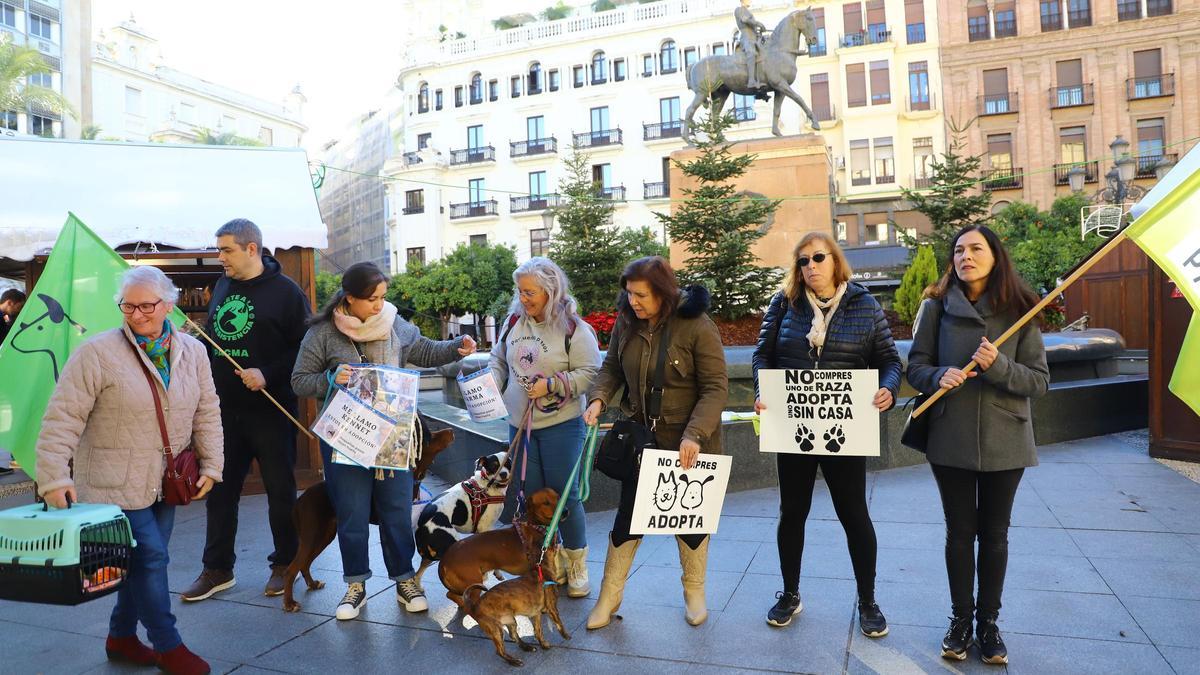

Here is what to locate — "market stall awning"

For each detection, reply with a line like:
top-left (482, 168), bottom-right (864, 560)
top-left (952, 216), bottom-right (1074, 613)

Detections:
top-left (0, 136), bottom-right (327, 266)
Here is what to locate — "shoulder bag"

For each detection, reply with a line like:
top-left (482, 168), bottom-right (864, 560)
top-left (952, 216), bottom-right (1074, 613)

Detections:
top-left (594, 322), bottom-right (672, 481)
top-left (899, 299), bottom-right (942, 453)
top-left (125, 337), bottom-right (200, 505)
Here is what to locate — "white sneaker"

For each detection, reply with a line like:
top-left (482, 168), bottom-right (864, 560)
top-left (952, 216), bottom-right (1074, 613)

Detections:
top-left (564, 547), bottom-right (590, 598)
top-left (335, 582), bottom-right (367, 620)
top-left (396, 577), bottom-right (428, 612)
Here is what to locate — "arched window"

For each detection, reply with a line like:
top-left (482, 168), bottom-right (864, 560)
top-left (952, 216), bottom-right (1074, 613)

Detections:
top-left (470, 73), bottom-right (483, 104)
top-left (418, 82), bottom-right (430, 113)
top-left (990, 200), bottom-right (1011, 215)
top-left (528, 62), bottom-right (542, 93)
top-left (660, 40), bottom-right (678, 73)
top-left (591, 51), bottom-right (607, 83)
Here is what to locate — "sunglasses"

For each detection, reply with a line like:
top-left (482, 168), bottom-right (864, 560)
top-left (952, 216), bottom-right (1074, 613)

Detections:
top-left (797, 253), bottom-right (828, 268)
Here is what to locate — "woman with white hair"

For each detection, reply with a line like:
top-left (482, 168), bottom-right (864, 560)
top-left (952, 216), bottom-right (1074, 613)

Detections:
top-left (37, 265), bottom-right (224, 675)
top-left (489, 256), bottom-right (601, 597)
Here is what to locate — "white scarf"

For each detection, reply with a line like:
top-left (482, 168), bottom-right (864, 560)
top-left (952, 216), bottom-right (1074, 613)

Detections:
top-left (333, 301), bottom-right (397, 344)
top-left (804, 283), bottom-right (848, 356)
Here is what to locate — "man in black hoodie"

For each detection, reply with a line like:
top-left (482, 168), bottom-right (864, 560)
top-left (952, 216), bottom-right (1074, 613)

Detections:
top-left (182, 218), bottom-right (311, 602)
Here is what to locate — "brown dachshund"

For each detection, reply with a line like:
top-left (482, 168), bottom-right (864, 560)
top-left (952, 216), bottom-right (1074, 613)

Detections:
top-left (463, 553), bottom-right (571, 667)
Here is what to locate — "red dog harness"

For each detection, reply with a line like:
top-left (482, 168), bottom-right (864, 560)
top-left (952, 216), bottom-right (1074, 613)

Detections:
top-left (461, 480), bottom-right (506, 532)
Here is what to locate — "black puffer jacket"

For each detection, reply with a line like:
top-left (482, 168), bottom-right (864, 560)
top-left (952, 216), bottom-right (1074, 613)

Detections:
top-left (752, 283), bottom-right (901, 406)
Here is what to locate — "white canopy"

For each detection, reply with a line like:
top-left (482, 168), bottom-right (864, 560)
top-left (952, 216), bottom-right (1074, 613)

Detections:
top-left (0, 136), bottom-right (328, 262)
top-left (1130, 143), bottom-right (1200, 221)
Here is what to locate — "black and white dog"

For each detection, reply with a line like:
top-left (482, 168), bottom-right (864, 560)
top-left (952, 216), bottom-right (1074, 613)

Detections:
top-left (413, 451), bottom-right (511, 586)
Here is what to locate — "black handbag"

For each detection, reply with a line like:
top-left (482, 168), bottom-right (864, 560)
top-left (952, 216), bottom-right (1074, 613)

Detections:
top-left (594, 323), bottom-right (672, 481)
top-left (899, 300), bottom-right (942, 453)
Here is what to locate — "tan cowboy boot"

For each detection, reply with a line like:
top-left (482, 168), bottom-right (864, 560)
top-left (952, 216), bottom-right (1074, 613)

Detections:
top-left (563, 547), bottom-right (590, 598)
top-left (677, 536), bottom-right (710, 626)
top-left (586, 539), bottom-right (640, 630)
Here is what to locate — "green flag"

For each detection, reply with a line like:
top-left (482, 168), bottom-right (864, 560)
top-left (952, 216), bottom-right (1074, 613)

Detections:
top-left (0, 214), bottom-right (185, 479)
top-left (1170, 316), bottom-right (1200, 418)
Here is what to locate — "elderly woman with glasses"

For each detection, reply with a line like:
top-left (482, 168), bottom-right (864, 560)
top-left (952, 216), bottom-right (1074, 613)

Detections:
top-left (37, 266), bottom-right (224, 675)
top-left (489, 257), bottom-right (602, 598)
top-left (751, 232), bottom-right (901, 637)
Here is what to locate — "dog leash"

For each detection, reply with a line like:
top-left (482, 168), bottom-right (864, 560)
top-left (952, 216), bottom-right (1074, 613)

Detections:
top-left (536, 423), bottom-right (599, 570)
top-left (507, 403), bottom-right (535, 519)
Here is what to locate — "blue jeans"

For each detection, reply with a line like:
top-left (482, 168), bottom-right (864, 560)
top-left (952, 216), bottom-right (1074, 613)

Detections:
top-left (505, 416), bottom-right (587, 549)
top-left (320, 442), bottom-right (416, 583)
top-left (110, 501), bottom-right (181, 653)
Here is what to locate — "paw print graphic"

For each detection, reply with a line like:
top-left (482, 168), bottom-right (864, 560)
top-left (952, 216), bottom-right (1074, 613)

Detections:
top-left (823, 425), bottom-right (846, 453)
top-left (794, 424), bottom-right (816, 452)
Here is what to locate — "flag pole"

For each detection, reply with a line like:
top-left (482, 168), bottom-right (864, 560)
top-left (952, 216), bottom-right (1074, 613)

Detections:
top-left (913, 229), bottom-right (1130, 418)
top-left (184, 318), bottom-right (316, 439)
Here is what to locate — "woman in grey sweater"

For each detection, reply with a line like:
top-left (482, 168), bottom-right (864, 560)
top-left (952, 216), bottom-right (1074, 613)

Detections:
top-left (489, 257), bottom-right (601, 597)
top-left (906, 225), bottom-right (1049, 666)
top-left (292, 262), bottom-right (474, 621)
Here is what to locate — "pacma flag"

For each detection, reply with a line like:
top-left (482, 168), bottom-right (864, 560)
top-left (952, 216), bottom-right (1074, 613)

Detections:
top-left (1127, 166), bottom-right (1200, 417)
top-left (0, 214), bottom-right (185, 478)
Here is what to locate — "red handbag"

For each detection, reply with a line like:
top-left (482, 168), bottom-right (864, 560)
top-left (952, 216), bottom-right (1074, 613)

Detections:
top-left (126, 337), bottom-right (200, 506)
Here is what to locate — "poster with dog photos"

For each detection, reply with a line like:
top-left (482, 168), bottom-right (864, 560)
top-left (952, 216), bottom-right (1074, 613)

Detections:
top-left (457, 366), bottom-right (506, 422)
top-left (312, 388), bottom-right (398, 468)
top-left (630, 449), bottom-right (732, 535)
top-left (758, 369), bottom-right (880, 456)
top-left (330, 364), bottom-right (421, 470)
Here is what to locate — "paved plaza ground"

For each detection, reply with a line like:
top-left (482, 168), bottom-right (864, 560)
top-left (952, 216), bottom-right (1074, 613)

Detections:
top-left (3, 430), bottom-right (1200, 674)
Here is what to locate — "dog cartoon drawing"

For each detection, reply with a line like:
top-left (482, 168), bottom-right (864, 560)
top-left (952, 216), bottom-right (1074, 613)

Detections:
top-left (653, 471), bottom-right (679, 512)
top-left (677, 474), bottom-right (715, 510)
top-left (9, 293), bottom-right (88, 381)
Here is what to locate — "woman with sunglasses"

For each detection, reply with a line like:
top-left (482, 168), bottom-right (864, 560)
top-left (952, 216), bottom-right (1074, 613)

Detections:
top-left (752, 232), bottom-right (901, 636)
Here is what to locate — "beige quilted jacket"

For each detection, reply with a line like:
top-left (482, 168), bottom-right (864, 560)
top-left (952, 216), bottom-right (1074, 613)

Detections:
top-left (36, 324), bottom-right (224, 510)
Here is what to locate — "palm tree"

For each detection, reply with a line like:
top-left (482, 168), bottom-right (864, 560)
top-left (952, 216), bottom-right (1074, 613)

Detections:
top-left (0, 40), bottom-right (75, 125)
top-left (192, 127), bottom-right (264, 146)
top-left (81, 124), bottom-right (101, 140)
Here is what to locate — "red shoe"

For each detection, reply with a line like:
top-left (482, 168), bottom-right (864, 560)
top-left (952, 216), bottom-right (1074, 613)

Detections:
top-left (156, 644), bottom-right (211, 675)
top-left (105, 634), bottom-right (156, 666)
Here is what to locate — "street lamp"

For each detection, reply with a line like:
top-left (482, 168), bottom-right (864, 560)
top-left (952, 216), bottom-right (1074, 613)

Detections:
top-left (1068, 135), bottom-right (1148, 206)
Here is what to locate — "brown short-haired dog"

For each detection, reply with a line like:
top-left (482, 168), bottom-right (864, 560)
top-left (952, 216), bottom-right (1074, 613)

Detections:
top-left (438, 487), bottom-right (560, 610)
top-left (463, 553), bottom-right (571, 667)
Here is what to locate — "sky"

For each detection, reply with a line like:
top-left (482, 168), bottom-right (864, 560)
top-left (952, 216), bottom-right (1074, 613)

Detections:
top-left (91, 0), bottom-right (416, 152)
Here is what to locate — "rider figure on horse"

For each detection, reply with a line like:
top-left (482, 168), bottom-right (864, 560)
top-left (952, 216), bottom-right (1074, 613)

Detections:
top-left (735, 0), bottom-right (769, 90)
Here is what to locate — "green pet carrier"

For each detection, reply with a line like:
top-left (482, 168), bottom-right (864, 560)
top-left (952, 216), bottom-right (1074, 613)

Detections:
top-left (0, 501), bottom-right (136, 605)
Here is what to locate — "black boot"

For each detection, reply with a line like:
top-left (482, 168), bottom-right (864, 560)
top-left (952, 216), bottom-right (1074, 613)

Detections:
top-left (940, 614), bottom-right (972, 661)
top-left (977, 615), bottom-right (1008, 665)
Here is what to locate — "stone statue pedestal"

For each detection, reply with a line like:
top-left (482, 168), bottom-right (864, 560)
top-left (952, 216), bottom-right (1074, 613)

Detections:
top-left (667, 133), bottom-right (833, 271)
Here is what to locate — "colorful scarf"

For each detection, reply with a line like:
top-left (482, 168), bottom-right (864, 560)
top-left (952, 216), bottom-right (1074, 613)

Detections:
top-left (136, 320), bottom-right (173, 389)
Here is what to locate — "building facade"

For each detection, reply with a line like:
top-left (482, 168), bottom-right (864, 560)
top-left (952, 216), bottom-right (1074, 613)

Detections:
top-left (937, 0), bottom-right (1199, 211)
top-left (386, 0), bottom-right (945, 279)
top-left (0, 0), bottom-right (91, 139)
top-left (90, 18), bottom-right (307, 146)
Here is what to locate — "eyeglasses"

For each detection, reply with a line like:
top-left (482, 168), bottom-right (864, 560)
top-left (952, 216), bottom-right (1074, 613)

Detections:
top-left (797, 253), bottom-right (828, 268)
top-left (518, 289), bottom-right (542, 299)
top-left (117, 300), bottom-right (163, 315)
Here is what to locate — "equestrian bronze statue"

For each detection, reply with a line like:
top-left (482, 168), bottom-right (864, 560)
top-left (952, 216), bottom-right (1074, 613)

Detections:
top-left (684, 5), bottom-right (821, 142)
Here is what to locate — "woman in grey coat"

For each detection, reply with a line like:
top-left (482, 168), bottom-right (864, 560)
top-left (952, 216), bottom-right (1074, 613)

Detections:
top-left (906, 225), bottom-right (1049, 666)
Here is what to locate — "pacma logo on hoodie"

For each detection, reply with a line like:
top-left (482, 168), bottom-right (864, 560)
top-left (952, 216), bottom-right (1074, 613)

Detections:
top-left (213, 294), bottom-right (256, 342)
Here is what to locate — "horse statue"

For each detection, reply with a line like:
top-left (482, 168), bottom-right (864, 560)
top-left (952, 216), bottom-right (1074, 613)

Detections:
top-left (683, 6), bottom-right (821, 142)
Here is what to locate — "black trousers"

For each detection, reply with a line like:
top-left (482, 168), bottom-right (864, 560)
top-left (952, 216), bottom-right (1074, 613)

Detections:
top-left (930, 463), bottom-right (1025, 619)
top-left (776, 454), bottom-right (877, 600)
top-left (611, 460), bottom-right (707, 551)
top-left (202, 405), bottom-right (299, 571)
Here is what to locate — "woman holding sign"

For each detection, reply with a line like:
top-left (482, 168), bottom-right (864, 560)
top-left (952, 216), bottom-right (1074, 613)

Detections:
top-left (906, 225), bottom-right (1048, 665)
top-left (292, 262), bottom-right (476, 621)
top-left (489, 257), bottom-right (601, 598)
top-left (752, 231), bottom-right (901, 636)
top-left (583, 256), bottom-right (728, 629)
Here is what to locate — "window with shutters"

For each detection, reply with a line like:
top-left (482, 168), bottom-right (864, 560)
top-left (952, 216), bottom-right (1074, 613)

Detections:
top-left (913, 137), bottom-right (934, 188)
top-left (850, 139), bottom-right (871, 186)
top-left (994, 2), bottom-right (1016, 37)
top-left (1130, 49), bottom-right (1168, 99)
top-left (865, 0), bottom-right (887, 42)
top-left (981, 68), bottom-right (1012, 114)
top-left (908, 62), bottom-right (929, 110)
top-left (968, 3), bottom-right (989, 41)
top-left (1136, 118), bottom-right (1165, 169)
top-left (810, 9), bottom-right (827, 55)
top-left (905, 0), bottom-right (926, 43)
top-left (1052, 59), bottom-right (1087, 107)
top-left (844, 2), bottom-right (864, 42)
top-left (530, 228), bottom-right (550, 257)
top-left (404, 190), bottom-right (425, 215)
top-left (1068, 0), bottom-right (1091, 26)
top-left (1059, 127), bottom-right (1086, 164)
top-left (846, 63), bottom-right (866, 107)
top-left (1117, 0), bottom-right (1141, 20)
top-left (874, 137), bottom-right (894, 184)
top-left (407, 247), bottom-right (425, 266)
top-left (870, 60), bottom-right (890, 104)
top-left (1040, 0), bottom-right (1062, 30)
top-left (987, 134), bottom-right (1013, 170)
top-left (1147, 0), bottom-right (1172, 16)
top-left (811, 73), bottom-right (832, 121)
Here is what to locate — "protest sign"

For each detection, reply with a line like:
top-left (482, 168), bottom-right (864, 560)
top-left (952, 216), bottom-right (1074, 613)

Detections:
top-left (457, 366), bottom-right (506, 422)
top-left (630, 449), bottom-right (732, 535)
top-left (330, 364), bottom-right (421, 470)
top-left (758, 369), bottom-right (880, 456)
top-left (312, 388), bottom-right (397, 468)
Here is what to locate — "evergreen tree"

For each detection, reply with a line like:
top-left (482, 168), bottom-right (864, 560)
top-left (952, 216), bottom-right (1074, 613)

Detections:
top-left (893, 245), bottom-right (939, 323)
top-left (548, 142), bottom-right (666, 313)
top-left (899, 119), bottom-right (992, 269)
top-left (653, 107), bottom-right (781, 320)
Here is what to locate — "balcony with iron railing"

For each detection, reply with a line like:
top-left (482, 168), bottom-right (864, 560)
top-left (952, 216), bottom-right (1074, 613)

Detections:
top-left (644, 121), bottom-right (683, 141)
top-left (978, 92), bottom-right (1018, 116)
top-left (840, 27), bottom-right (891, 48)
top-left (1068, 7), bottom-right (1092, 26)
top-left (573, 128), bottom-right (623, 148)
top-left (982, 167), bottom-right (1022, 190)
top-left (1127, 73), bottom-right (1174, 100)
top-left (734, 106), bottom-right (756, 121)
top-left (1054, 160), bottom-right (1099, 186)
top-left (449, 199), bottom-right (499, 219)
top-left (402, 203), bottom-right (425, 215)
top-left (968, 21), bottom-right (990, 41)
top-left (644, 181), bottom-right (669, 199)
top-left (1148, 0), bottom-right (1173, 16)
top-left (993, 17), bottom-right (1017, 37)
top-left (510, 137), bottom-right (558, 158)
top-left (1049, 83), bottom-right (1094, 109)
top-left (914, 175), bottom-right (933, 189)
top-left (812, 103), bottom-right (836, 122)
top-left (402, 151), bottom-right (423, 165)
top-left (1118, 1), bottom-right (1142, 20)
top-left (449, 145), bottom-right (496, 165)
top-left (1136, 153), bottom-right (1177, 179)
top-left (808, 43), bottom-right (828, 57)
top-left (1041, 12), bottom-right (1063, 31)
top-left (597, 185), bottom-right (626, 201)
top-left (510, 194), bottom-right (561, 213)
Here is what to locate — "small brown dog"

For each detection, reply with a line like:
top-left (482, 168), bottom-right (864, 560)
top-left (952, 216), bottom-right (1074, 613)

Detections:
top-left (281, 415), bottom-right (454, 612)
top-left (463, 554), bottom-right (571, 667)
top-left (438, 487), bottom-right (560, 610)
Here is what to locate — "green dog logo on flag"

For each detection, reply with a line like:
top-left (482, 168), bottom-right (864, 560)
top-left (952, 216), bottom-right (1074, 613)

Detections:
top-left (213, 294), bottom-right (255, 341)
